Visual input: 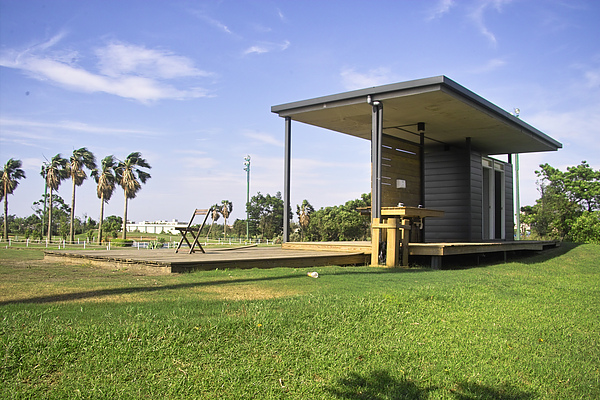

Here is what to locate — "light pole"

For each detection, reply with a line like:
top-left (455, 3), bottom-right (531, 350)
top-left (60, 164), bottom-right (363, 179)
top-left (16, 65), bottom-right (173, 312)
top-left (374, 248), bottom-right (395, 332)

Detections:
top-left (40, 162), bottom-right (49, 240)
top-left (514, 108), bottom-right (521, 240)
top-left (243, 155), bottom-right (251, 240)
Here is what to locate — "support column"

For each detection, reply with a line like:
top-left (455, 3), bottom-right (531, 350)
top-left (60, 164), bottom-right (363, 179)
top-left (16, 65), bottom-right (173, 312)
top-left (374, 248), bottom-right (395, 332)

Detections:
top-left (371, 102), bottom-right (383, 219)
top-left (418, 122), bottom-right (425, 208)
top-left (283, 117), bottom-right (291, 242)
top-left (418, 122), bottom-right (425, 243)
top-left (515, 153), bottom-right (521, 240)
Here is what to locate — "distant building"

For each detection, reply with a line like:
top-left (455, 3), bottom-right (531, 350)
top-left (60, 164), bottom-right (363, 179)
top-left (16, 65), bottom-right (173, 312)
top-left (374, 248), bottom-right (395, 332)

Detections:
top-left (125, 220), bottom-right (185, 235)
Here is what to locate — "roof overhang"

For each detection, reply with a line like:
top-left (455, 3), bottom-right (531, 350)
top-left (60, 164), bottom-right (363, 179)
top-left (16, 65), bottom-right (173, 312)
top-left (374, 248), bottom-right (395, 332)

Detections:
top-left (271, 76), bottom-right (561, 155)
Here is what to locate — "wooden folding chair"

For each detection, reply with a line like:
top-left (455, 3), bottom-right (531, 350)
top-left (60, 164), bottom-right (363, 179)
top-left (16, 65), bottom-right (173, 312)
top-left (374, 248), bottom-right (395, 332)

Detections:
top-left (175, 208), bottom-right (212, 254)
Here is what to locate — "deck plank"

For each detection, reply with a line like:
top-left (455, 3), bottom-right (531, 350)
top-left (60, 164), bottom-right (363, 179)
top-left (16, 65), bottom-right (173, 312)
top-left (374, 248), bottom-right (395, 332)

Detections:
top-left (44, 240), bottom-right (558, 273)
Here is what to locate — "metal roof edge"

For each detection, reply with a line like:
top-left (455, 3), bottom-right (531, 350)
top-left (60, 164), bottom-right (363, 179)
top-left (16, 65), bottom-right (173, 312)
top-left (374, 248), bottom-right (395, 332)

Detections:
top-left (271, 75), bottom-right (562, 151)
top-left (271, 75), bottom-right (447, 114)
top-left (439, 79), bottom-right (562, 151)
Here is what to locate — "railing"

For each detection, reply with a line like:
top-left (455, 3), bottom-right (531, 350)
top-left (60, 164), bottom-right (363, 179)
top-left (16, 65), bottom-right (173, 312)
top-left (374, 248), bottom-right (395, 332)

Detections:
top-left (1, 237), bottom-right (278, 251)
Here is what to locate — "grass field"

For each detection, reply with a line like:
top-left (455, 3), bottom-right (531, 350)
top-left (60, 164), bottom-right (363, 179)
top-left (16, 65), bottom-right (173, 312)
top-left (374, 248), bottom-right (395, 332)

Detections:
top-left (1, 244), bottom-right (598, 399)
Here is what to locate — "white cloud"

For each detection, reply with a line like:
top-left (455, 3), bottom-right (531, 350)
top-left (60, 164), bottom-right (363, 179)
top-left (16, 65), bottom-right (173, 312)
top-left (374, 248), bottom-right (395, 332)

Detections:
top-left (201, 15), bottom-right (233, 35)
top-left (0, 118), bottom-right (156, 136)
top-left (277, 8), bottom-right (286, 22)
top-left (340, 67), bottom-right (396, 90)
top-left (469, 0), bottom-right (514, 45)
top-left (427, 0), bottom-right (455, 21)
top-left (526, 107), bottom-right (600, 152)
top-left (244, 46), bottom-right (269, 55)
top-left (0, 34), bottom-right (212, 103)
top-left (243, 130), bottom-right (283, 147)
top-left (243, 40), bottom-right (290, 56)
top-left (96, 42), bottom-right (212, 79)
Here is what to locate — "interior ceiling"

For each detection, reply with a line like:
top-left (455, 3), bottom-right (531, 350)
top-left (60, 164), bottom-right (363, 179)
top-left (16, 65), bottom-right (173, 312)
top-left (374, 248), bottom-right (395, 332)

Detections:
top-left (272, 79), bottom-right (562, 155)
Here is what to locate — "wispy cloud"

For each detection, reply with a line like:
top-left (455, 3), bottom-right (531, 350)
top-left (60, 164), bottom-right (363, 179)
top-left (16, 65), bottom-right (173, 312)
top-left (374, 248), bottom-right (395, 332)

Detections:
top-left (0, 118), bottom-right (156, 136)
top-left (340, 67), bottom-right (396, 90)
top-left (426, 0), bottom-right (455, 21)
top-left (243, 40), bottom-right (290, 56)
top-left (469, 0), bottom-right (513, 46)
top-left (96, 42), bottom-right (212, 79)
top-left (470, 57), bottom-right (507, 73)
top-left (0, 34), bottom-right (213, 103)
top-left (243, 130), bottom-right (283, 147)
top-left (277, 8), bottom-right (286, 22)
top-left (196, 14), bottom-right (233, 35)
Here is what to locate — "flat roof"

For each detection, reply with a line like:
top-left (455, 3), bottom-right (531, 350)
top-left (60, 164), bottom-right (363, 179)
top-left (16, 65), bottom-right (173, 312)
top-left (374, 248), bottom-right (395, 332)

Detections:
top-left (272, 76), bottom-right (561, 155)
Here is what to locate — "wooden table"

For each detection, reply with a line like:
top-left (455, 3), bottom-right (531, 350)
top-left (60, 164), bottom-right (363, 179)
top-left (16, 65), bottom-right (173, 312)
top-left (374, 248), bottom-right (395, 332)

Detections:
top-left (368, 207), bottom-right (444, 267)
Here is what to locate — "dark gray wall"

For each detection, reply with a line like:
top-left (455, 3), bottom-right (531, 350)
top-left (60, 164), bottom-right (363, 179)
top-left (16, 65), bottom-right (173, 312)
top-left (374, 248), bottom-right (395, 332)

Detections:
top-left (423, 146), bottom-right (471, 242)
top-left (423, 145), bottom-right (512, 242)
top-left (469, 150), bottom-right (484, 241)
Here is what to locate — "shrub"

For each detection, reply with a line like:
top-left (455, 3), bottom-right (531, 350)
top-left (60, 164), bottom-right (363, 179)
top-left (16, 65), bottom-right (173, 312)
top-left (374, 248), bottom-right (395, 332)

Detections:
top-left (110, 239), bottom-right (134, 247)
top-left (570, 211), bottom-right (600, 244)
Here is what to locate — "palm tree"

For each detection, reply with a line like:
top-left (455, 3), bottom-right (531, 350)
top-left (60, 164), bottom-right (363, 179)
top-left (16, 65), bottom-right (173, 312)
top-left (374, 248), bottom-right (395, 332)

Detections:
top-left (115, 152), bottom-right (151, 240)
top-left (221, 200), bottom-right (233, 238)
top-left (206, 203), bottom-right (221, 240)
top-left (91, 155), bottom-right (116, 244)
top-left (67, 148), bottom-right (96, 243)
top-left (296, 200), bottom-right (314, 241)
top-left (43, 154), bottom-right (68, 242)
top-left (1, 159), bottom-right (26, 241)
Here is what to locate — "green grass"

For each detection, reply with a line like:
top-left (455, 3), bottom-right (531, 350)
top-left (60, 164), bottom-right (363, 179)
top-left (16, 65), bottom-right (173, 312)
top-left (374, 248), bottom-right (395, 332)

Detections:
top-left (1, 244), bottom-right (599, 399)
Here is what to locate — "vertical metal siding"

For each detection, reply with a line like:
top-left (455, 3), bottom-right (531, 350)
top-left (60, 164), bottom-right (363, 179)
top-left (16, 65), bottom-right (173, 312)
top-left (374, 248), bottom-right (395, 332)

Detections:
top-left (504, 163), bottom-right (514, 240)
top-left (424, 147), bottom-right (471, 242)
top-left (470, 151), bottom-right (483, 241)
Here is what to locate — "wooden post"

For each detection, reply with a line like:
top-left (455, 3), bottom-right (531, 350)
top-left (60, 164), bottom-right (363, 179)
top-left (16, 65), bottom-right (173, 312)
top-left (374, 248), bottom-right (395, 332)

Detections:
top-left (386, 218), bottom-right (399, 267)
top-left (401, 218), bottom-right (410, 266)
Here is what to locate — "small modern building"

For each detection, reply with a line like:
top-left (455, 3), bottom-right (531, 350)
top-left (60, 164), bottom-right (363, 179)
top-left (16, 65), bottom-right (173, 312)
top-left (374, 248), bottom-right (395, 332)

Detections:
top-left (272, 76), bottom-right (562, 243)
top-left (125, 220), bottom-right (184, 235)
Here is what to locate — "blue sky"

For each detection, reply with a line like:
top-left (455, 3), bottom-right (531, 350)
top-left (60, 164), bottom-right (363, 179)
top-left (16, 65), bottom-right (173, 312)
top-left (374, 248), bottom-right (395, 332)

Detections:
top-left (1, 0), bottom-right (599, 225)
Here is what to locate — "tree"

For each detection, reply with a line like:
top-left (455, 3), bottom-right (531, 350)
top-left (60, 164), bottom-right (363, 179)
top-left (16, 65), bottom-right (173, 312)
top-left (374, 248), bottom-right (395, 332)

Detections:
top-left (43, 154), bottom-right (68, 242)
top-left (563, 161), bottom-right (600, 212)
top-left (221, 200), bottom-right (233, 237)
top-left (102, 215), bottom-right (123, 238)
top-left (91, 155), bottom-right (117, 244)
top-left (67, 148), bottom-right (96, 243)
top-left (296, 199), bottom-right (315, 241)
top-left (305, 193), bottom-right (371, 241)
top-left (524, 161), bottom-right (600, 241)
top-left (206, 203), bottom-right (221, 239)
top-left (1, 158), bottom-right (26, 240)
top-left (115, 152), bottom-right (151, 240)
top-left (231, 218), bottom-right (246, 238)
top-left (247, 192), bottom-right (285, 239)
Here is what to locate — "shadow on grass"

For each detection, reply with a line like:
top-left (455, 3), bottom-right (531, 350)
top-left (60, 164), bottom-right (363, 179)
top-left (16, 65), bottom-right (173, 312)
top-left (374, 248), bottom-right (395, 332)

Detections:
top-left (327, 371), bottom-right (535, 400)
top-left (452, 381), bottom-right (536, 399)
top-left (0, 265), bottom-right (430, 306)
top-left (327, 370), bottom-right (433, 400)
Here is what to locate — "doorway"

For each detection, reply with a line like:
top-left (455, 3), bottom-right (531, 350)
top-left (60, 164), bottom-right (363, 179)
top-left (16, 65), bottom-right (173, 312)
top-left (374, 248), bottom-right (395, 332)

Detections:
top-left (482, 158), bottom-right (505, 240)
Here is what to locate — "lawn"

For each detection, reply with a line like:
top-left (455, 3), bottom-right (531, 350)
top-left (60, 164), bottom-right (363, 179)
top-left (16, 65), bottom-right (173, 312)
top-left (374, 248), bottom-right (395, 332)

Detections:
top-left (1, 244), bottom-right (598, 399)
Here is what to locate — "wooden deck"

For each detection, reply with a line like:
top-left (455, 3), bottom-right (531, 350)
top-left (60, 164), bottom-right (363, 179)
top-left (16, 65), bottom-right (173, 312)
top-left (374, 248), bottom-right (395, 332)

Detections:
top-left (44, 246), bottom-right (370, 274)
top-left (43, 240), bottom-right (558, 273)
top-left (283, 240), bottom-right (559, 268)
top-left (282, 240), bottom-right (558, 255)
